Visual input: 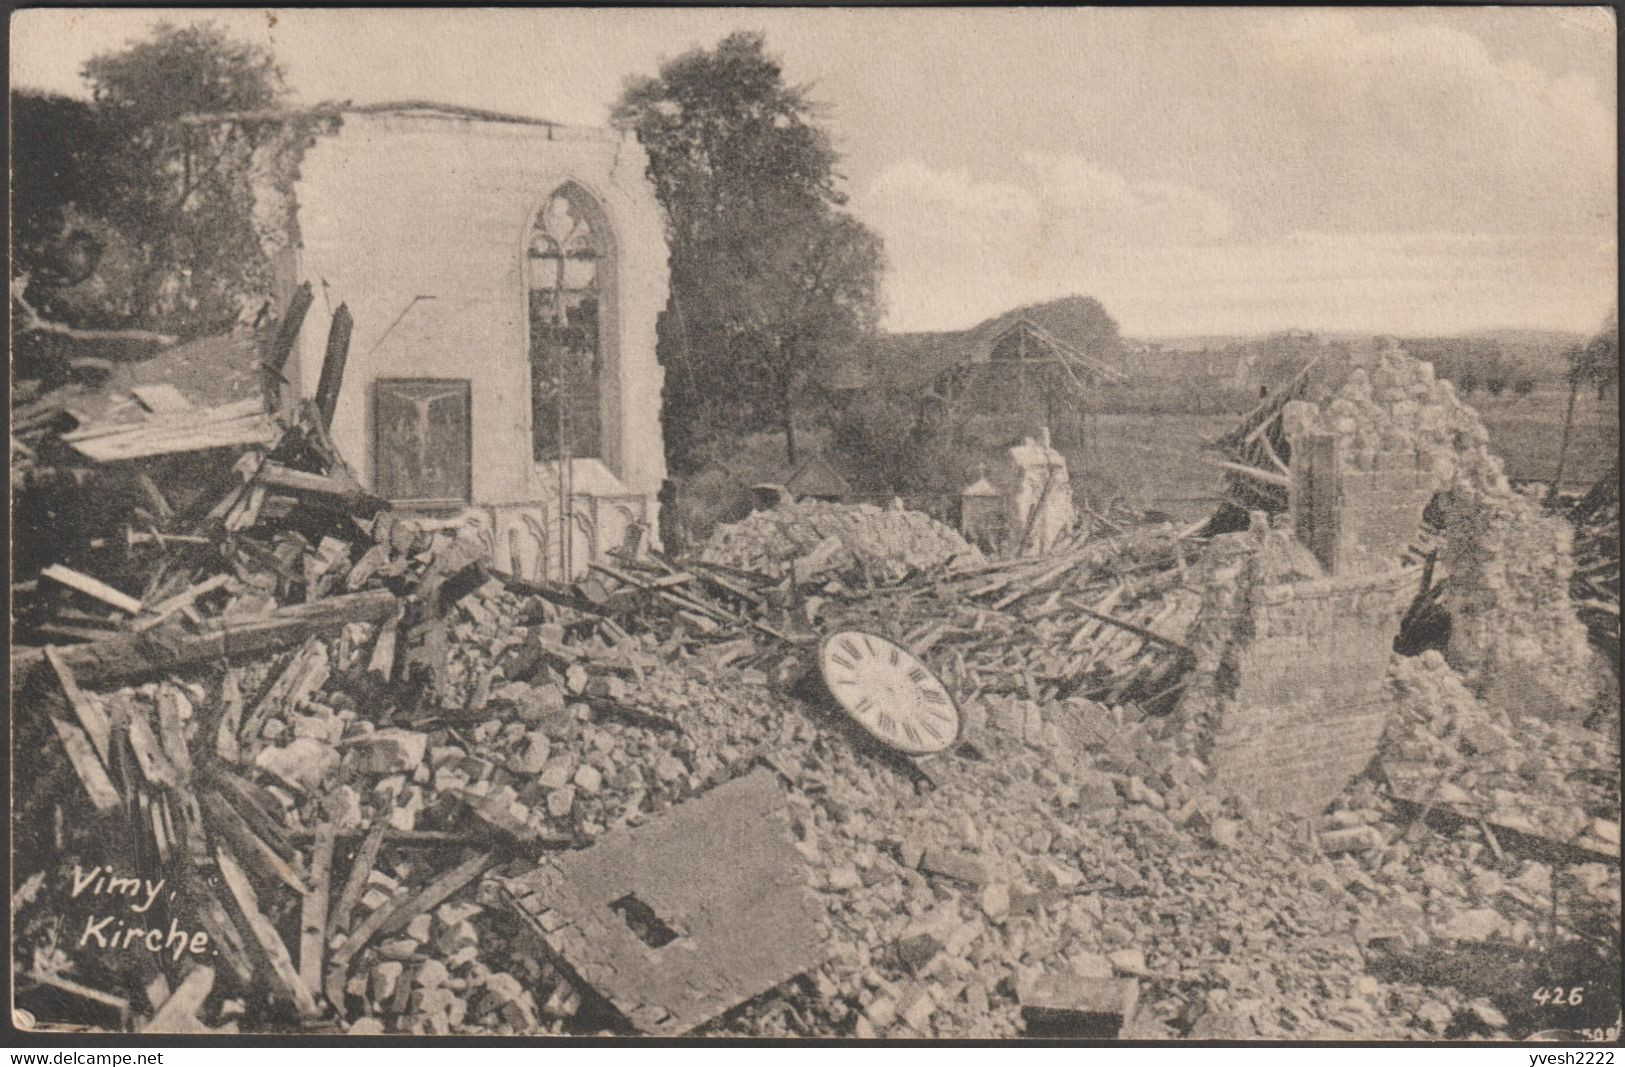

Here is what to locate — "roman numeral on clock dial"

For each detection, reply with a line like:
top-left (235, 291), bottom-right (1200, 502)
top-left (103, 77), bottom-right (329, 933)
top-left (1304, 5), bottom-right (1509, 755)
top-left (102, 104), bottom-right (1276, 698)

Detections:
top-left (819, 630), bottom-right (960, 756)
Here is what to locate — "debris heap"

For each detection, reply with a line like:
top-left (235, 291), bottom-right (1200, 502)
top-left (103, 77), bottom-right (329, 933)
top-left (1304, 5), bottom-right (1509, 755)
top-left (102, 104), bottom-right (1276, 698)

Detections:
top-left (11, 341), bottom-right (1618, 1042)
top-left (701, 499), bottom-right (984, 587)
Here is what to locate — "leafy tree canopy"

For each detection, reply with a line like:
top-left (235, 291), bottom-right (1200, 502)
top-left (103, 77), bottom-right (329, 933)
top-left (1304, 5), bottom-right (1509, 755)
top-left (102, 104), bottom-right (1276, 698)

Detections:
top-left (613, 32), bottom-right (884, 470)
top-left (13, 20), bottom-right (313, 356)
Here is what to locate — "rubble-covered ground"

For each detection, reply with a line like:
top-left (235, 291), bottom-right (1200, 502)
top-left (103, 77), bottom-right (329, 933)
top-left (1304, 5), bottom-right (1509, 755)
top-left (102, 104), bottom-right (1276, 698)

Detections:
top-left (14, 515), bottom-right (1620, 1039)
top-left (11, 365), bottom-right (1621, 1040)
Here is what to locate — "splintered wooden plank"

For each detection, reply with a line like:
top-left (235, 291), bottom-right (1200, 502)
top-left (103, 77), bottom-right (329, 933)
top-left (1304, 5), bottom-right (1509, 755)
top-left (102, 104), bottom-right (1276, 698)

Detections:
top-left (44, 646), bottom-right (112, 764)
top-left (71, 414), bottom-right (279, 463)
top-left (239, 638), bottom-right (329, 754)
top-left (131, 384), bottom-right (193, 414)
top-left (314, 304), bottom-right (353, 430)
top-left (215, 670), bottom-right (245, 764)
top-left (328, 819), bottom-right (389, 943)
top-left (326, 848), bottom-right (493, 1019)
top-left (50, 714), bottom-right (122, 811)
top-left (132, 575), bottom-right (233, 634)
top-left (42, 565), bottom-right (144, 615)
top-left (200, 791), bottom-right (309, 896)
top-left (127, 713), bottom-right (180, 789)
top-left (155, 685), bottom-right (194, 778)
top-left (140, 965), bottom-right (215, 1034)
top-left (300, 822), bottom-right (336, 999)
top-left (215, 846), bottom-right (320, 1018)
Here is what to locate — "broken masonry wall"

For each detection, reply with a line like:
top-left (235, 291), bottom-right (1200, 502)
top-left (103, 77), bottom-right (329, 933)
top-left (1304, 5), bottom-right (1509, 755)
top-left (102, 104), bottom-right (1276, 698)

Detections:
top-left (1288, 432), bottom-right (1442, 575)
top-left (1172, 521), bottom-right (1414, 815)
top-left (291, 111), bottom-right (670, 579)
top-left (1282, 344), bottom-right (1601, 722)
top-left (1438, 477), bottom-right (1599, 723)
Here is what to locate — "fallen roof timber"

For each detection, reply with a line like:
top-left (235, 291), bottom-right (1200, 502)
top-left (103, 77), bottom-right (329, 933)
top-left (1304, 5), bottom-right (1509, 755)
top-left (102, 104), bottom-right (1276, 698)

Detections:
top-left (12, 589), bottom-right (401, 689)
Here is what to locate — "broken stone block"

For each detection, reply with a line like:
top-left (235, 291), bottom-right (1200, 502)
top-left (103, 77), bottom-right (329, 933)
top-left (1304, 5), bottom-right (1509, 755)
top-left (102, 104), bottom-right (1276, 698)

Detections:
top-left (825, 863), bottom-right (863, 891)
top-left (1435, 907), bottom-right (1505, 943)
top-left (436, 919), bottom-right (479, 957)
top-left (573, 764), bottom-right (604, 794)
top-left (654, 754), bottom-right (686, 784)
top-left (369, 961), bottom-right (404, 1006)
top-left (539, 755), bottom-right (575, 790)
top-left (415, 959), bottom-right (450, 989)
top-left (1019, 972), bottom-right (1140, 1038)
top-left (546, 785), bottom-right (576, 819)
top-left (896, 933), bottom-right (943, 971)
top-left (1108, 948), bottom-right (1148, 976)
top-left (351, 729), bottom-right (429, 775)
top-left (506, 732), bottom-right (552, 776)
top-left (980, 882), bottom-right (1011, 922)
top-left (254, 737), bottom-right (339, 793)
top-left (920, 849), bottom-right (988, 886)
top-left (502, 769), bottom-right (824, 1037)
top-left (899, 985), bottom-right (936, 1032)
top-left (1318, 825), bottom-right (1383, 854)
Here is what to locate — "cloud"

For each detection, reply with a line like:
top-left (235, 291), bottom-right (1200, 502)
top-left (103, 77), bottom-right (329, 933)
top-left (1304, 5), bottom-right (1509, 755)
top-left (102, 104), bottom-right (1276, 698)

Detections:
top-left (855, 156), bottom-right (1615, 335)
top-left (1240, 12), bottom-right (1615, 236)
top-left (858, 153), bottom-right (1236, 328)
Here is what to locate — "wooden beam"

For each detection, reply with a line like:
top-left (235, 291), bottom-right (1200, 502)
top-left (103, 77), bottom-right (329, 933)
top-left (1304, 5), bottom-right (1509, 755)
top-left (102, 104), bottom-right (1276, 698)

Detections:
top-left (215, 846), bottom-right (320, 1018)
top-left (1214, 459), bottom-right (1292, 489)
top-left (255, 461), bottom-right (388, 515)
top-left (140, 966), bottom-right (216, 1034)
top-left (44, 646), bottom-right (112, 764)
top-left (12, 589), bottom-right (400, 688)
top-left (265, 282), bottom-right (314, 376)
top-left (325, 849), bottom-right (493, 1018)
top-left (48, 714), bottom-right (122, 811)
top-left (327, 819), bottom-right (389, 943)
top-left (41, 565), bottom-right (144, 615)
top-left (314, 303), bottom-right (353, 431)
top-left (299, 822), bottom-right (336, 1000)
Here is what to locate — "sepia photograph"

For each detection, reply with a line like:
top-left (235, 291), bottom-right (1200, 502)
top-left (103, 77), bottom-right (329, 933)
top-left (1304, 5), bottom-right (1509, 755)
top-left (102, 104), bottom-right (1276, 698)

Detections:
top-left (7, 5), bottom-right (1621, 1046)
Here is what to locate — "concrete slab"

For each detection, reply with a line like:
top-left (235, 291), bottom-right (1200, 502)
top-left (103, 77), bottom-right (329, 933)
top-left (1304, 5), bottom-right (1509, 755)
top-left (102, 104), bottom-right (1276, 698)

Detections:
top-left (502, 769), bottom-right (824, 1035)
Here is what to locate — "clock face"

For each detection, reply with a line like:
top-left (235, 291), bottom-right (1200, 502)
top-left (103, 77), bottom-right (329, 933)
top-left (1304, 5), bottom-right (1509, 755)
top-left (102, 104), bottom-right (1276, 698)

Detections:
top-left (817, 630), bottom-right (961, 755)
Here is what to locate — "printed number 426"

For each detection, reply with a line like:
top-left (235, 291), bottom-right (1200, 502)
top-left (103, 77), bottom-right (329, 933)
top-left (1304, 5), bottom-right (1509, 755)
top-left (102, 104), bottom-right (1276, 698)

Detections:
top-left (1533, 986), bottom-right (1585, 1006)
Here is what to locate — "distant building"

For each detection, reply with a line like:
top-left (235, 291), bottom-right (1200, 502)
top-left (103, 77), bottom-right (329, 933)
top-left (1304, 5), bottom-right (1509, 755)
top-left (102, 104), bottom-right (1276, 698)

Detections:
top-left (832, 296), bottom-right (1127, 442)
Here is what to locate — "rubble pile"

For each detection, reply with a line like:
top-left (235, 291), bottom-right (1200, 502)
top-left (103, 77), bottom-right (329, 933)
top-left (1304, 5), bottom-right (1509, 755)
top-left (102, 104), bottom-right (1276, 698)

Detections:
top-left (12, 343), bottom-right (1620, 1040)
top-left (701, 500), bottom-right (984, 588)
top-left (1383, 652), bottom-right (1619, 855)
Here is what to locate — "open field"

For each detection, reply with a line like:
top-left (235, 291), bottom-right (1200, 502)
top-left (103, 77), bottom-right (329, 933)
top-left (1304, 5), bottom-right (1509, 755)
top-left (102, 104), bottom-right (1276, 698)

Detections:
top-left (1473, 386), bottom-right (1618, 487)
top-left (1067, 385), bottom-right (1616, 524)
top-left (700, 384), bottom-right (1614, 533)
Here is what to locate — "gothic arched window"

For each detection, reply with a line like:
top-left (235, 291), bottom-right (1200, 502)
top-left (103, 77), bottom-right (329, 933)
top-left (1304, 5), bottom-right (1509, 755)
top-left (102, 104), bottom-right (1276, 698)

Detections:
top-left (528, 185), bottom-right (609, 462)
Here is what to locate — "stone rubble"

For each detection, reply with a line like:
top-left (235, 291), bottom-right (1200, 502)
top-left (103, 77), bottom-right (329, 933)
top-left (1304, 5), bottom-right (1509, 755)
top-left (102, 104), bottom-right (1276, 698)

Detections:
top-left (701, 499), bottom-right (984, 587)
top-left (13, 347), bottom-right (1619, 1040)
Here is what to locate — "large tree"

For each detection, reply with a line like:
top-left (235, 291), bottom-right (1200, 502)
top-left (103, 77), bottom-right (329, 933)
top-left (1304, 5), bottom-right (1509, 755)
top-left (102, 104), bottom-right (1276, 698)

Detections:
top-left (82, 21), bottom-right (289, 333)
top-left (612, 32), bottom-right (884, 470)
top-left (12, 20), bottom-right (315, 361)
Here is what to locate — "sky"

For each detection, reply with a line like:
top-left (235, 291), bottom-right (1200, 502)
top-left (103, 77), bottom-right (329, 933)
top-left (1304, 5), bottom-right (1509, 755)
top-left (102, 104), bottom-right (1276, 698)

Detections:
top-left (11, 7), bottom-right (1618, 338)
